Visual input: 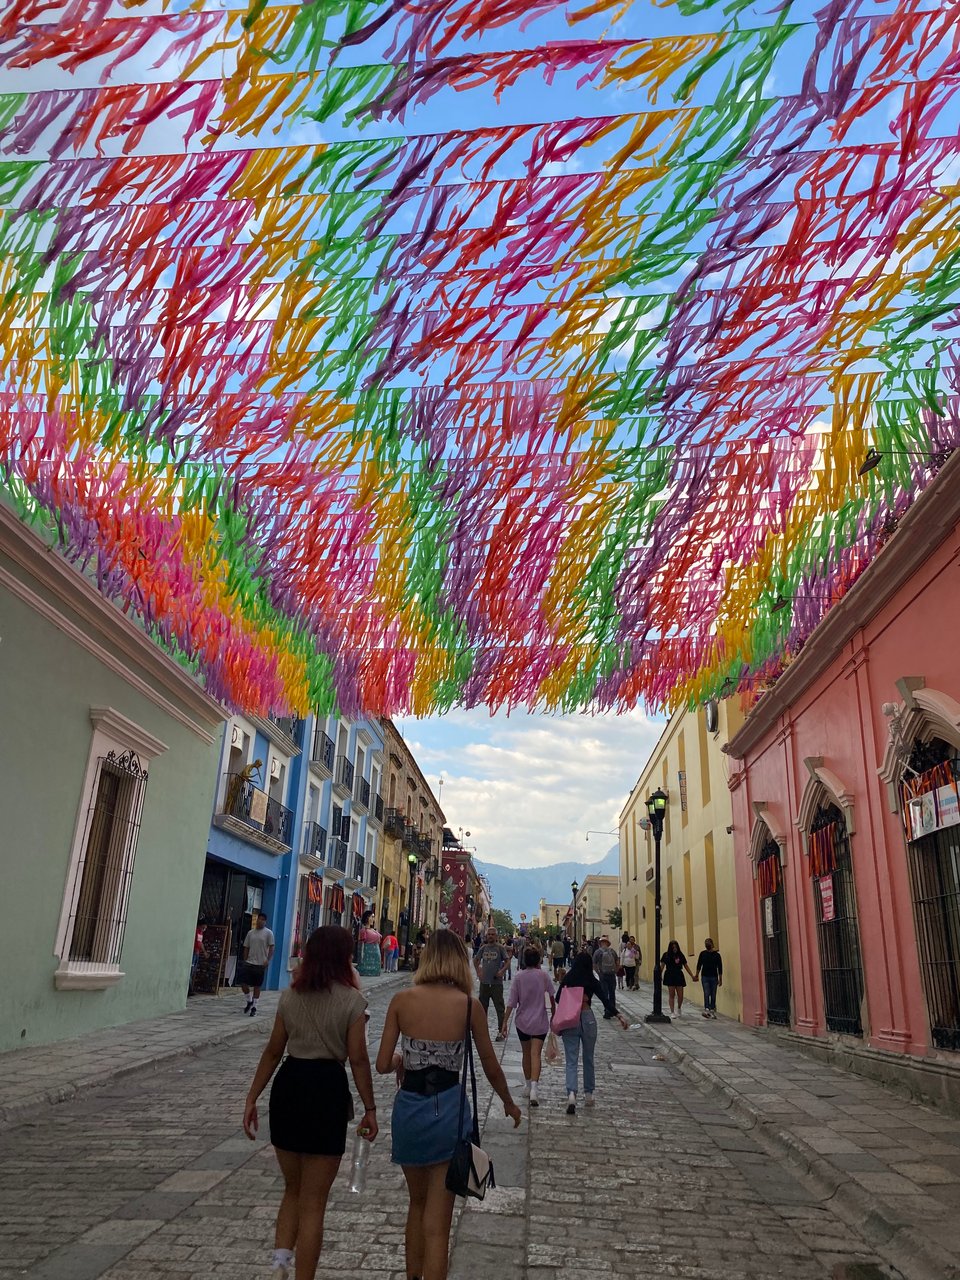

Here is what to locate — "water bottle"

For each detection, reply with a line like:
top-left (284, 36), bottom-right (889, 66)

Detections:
top-left (348, 1129), bottom-right (371, 1194)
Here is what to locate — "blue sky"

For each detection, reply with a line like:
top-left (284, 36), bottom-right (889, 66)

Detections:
top-left (403, 707), bottom-right (665, 868)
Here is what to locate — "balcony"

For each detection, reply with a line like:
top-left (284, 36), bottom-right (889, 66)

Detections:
top-left (369, 864), bottom-right (380, 891)
top-left (384, 807), bottom-right (405, 838)
top-left (402, 822), bottom-right (418, 851)
top-left (373, 793), bottom-right (384, 824)
top-left (310, 729), bottom-right (334, 774)
top-left (417, 835), bottom-right (433, 859)
top-left (217, 772), bottom-right (293, 853)
top-left (334, 754), bottom-right (354, 796)
top-left (352, 852), bottom-right (366, 882)
top-left (271, 714), bottom-right (303, 744)
top-left (302, 821), bottom-right (327, 863)
top-left (327, 839), bottom-right (348, 873)
top-left (354, 775), bottom-right (371, 812)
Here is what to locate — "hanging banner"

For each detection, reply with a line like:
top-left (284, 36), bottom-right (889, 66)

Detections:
top-left (763, 895), bottom-right (775, 938)
top-left (818, 874), bottom-right (835, 923)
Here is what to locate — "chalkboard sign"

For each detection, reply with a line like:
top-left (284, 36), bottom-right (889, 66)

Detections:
top-left (193, 923), bottom-right (231, 994)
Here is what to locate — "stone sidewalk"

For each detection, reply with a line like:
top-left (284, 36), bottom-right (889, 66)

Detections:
top-left (0, 971), bottom-right (407, 1132)
top-left (616, 983), bottom-right (960, 1280)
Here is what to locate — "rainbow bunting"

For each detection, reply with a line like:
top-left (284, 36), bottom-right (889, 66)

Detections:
top-left (1, 0), bottom-right (959, 716)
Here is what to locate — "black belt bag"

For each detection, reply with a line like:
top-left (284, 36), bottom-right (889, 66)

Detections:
top-left (401, 1066), bottom-right (459, 1096)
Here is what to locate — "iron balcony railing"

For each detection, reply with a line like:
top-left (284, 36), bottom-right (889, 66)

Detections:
top-left (417, 835), bottom-right (433, 859)
top-left (221, 772), bottom-right (293, 847)
top-left (336, 754), bottom-right (355, 792)
top-left (384, 807), bottom-right (405, 838)
top-left (311, 729), bottom-right (334, 772)
top-left (352, 852), bottom-right (366, 882)
top-left (303, 821), bottom-right (327, 862)
top-left (355, 776), bottom-right (371, 810)
top-left (271, 714), bottom-right (304, 744)
top-left (369, 864), bottom-right (380, 890)
top-left (374, 794), bottom-right (384, 823)
top-left (402, 822), bottom-right (418, 850)
top-left (328, 839), bottom-right (348, 873)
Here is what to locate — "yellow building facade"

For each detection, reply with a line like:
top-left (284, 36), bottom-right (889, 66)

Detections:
top-left (573, 875), bottom-right (620, 945)
top-left (619, 700), bottom-right (744, 1020)
top-left (376, 719), bottom-right (444, 943)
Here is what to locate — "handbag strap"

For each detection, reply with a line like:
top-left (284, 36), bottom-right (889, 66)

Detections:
top-left (457, 996), bottom-right (481, 1146)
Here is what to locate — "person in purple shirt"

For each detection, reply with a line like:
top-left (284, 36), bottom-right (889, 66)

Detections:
top-left (500, 947), bottom-right (556, 1107)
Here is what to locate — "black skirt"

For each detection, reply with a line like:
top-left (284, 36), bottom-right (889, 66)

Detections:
top-left (269, 1057), bottom-right (352, 1156)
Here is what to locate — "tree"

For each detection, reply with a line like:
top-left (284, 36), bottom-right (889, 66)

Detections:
top-left (490, 907), bottom-right (516, 937)
top-left (607, 906), bottom-right (623, 930)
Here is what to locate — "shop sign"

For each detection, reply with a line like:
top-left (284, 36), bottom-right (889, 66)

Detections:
top-left (904, 781), bottom-right (960, 841)
top-left (763, 895), bottom-right (775, 938)
top-left (818, 874), bottom-right (835, 923)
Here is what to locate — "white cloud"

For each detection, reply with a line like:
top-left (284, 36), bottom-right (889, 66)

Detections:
top-left (406, 707), bottom-right (665, 869)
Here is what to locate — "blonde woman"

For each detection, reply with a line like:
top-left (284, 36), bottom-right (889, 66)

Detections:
top-left (377, 931), bottom-right (521, 1280)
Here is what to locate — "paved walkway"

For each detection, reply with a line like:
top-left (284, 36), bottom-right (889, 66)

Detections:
top-left (613, 983), bottom-right (960, 1280)
top-left (0, 972), bottom-right (407, 1132)
top-left (0, 973), bottom-right (912, 1280)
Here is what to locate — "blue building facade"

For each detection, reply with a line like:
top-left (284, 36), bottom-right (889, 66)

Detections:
top-left (197, 712), bottom-right (385, 991)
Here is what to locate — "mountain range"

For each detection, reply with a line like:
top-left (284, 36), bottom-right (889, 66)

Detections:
top-left (475, 844), bottom-right (619, 924)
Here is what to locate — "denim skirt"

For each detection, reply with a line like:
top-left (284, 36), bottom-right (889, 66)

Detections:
top-left (391, 1084), bottom-right (471, 1166)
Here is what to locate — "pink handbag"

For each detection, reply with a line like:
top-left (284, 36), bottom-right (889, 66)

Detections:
top-left (551, 983), bottom-right (583, 1033)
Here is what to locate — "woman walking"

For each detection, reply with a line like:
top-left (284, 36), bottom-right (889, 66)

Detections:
top-left (242, 927), bottom-right (377, 1280)
top-left (357, 910), bottom-right (382, 977)
top-left (500, 946), bottom-right (555, 1106)
top-left (620, 937), bottom-right (639, 992)
top-left (694, 938), bottom-right (723, 1018)
top-left (377, 931), bottom-right (521, 1280)
top-left (660, 940), bottom-right (695, 1016)
top-left (556, 951), bottom-right (628, 1115)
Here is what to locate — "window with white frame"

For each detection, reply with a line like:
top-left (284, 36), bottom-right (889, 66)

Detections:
top-left (55, 708), bottom-right (167, 990)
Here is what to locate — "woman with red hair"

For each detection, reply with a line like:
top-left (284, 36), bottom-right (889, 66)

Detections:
top-left (243, 927), bottom-right (378, 1280)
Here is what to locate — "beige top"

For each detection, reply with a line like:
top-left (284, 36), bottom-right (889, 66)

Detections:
top-left (277, 983), bottom-right (368, 1060)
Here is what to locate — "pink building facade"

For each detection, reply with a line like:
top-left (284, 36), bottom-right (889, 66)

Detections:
top-left (727, 456), bottom-right (960, 1090)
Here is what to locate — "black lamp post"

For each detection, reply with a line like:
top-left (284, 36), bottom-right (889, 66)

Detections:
top-left (644, 788), bottom-right (671, 1024)
top-left (555, 908), bottom-right (560, 931)
top-left (571, 880), bottom-right (579, 949)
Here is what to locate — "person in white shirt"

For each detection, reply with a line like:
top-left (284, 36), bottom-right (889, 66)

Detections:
top-left (241, 912), bottom-right (276, 1017)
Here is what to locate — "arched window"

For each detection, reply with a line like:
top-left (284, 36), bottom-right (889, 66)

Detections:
top-left (756, 835), bottom-right (791, 1027)
top-left (902, 737), bottom-right (960, 1051)
top-left (810, 803), bottom-right (864, 1036)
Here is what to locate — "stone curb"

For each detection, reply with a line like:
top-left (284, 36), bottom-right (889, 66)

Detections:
top-left (641, 1022), bottom-right (958, 1280)
top-left (0, 970), bottom-right (408, 1134)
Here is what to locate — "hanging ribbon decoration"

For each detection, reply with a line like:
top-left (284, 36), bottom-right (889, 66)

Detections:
top-left (1, 0), bottom-right (960, 716)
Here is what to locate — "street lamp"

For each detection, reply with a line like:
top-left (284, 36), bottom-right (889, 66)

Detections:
top-left (571, 880), bottom-right (579, 948)
top-left (555, 908), bottom-right (560, 931)
top-left (644, 788), bottom-right (670, 1024)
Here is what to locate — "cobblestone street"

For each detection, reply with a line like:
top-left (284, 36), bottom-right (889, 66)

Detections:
top-left (0, 978), bottom-right (917, 1280)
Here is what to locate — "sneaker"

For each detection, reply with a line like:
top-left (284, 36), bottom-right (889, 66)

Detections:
top-left (495, 1031), bottom-right (506, 1042)
top-left (249, 1006), bottom-right (257, 1017)
top-left (566, 1092), bottom-right (576, 1116)
top-left (584, 1093), bottom-right (595, 1107)
top-left (243, 1000), bottom-right (253, 1014)
top-left (702, 1010), bottom-right (711, 1018)
top-left (529, 1083), bottom-right (539, 1108)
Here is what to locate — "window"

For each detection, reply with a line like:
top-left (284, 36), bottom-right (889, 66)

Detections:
top-left (55, 707), bottom-right (166, 990)
top-left (68, 751), bottom-right (147, 965)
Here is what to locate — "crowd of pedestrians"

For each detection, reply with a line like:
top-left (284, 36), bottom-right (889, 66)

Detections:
top-left (242, 923), bottom-right (723, 1280)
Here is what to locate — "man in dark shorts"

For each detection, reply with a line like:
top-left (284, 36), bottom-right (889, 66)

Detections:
top-left (474, 927), bottom-right (509, 1039)
top-left (240, 911), bottom-right (275, 1016)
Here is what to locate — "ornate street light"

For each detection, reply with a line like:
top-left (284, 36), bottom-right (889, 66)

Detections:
top-left (571, 879), bottom-right (579, 948)
top-left (644, 788), bottom-right (670, 1024)
top-left (403, 850), bottom-right (419, 966)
